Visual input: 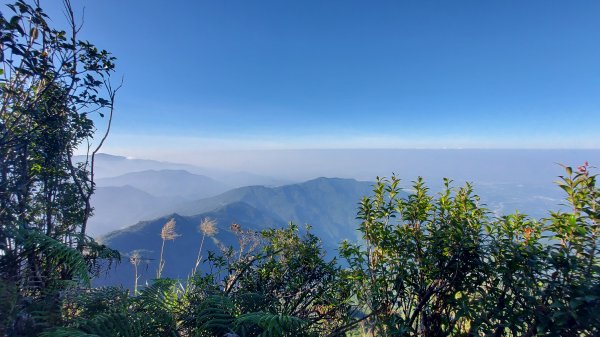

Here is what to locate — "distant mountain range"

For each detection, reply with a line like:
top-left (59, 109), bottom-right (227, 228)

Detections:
top-left (96, 169), bottom-right (229, 199)
top-left (86, 151), bottom-right (599, 288)
top-left (84, 154), bottom-right (292, 237)
top-left (88, 186), bottom-right (185, 237)
top-left (95, 177), bottom-right (378, 287)
top-left (88, 169), bottom-right (227, 236)
top-left (174, 177), bottom-right (375, 243)
top-left (77, 153), bottom-right (290, 186)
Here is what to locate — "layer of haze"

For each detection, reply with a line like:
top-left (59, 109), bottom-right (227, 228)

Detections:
top-left (115, 149), bottom-right (600, 185)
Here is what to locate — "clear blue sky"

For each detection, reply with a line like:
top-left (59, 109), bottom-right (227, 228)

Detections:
top-left (13, 0), bottom-right (600, 152)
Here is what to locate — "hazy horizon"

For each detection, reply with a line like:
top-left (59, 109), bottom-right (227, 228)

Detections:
top-left (93, 149), bottom-right (600, 185)
top-left (84, 149), bottom-right (599, 230)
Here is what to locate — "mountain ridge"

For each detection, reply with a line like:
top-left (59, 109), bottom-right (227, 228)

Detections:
top-left (96, 169), bottom-right (230, 199)
top-left (96, 177), bottom-right (380, 288)
top-left (78, 153), bottom-right (291, 187)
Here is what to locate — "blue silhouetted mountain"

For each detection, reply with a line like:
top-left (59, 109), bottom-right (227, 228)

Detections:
top-left (96, 169), bottom-right (229, 199)
top-left (77, 153), bottom-right (290, 187)
top-left (95, 202), bottom-right (284, 288)
top-left (88, 185), bottom-right (185, 237)
top-left (174, 177), bottom-right (376, 244)
top-left (96, 177), bottom-right (382, 288)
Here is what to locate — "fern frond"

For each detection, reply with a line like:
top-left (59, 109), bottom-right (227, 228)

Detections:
top-left (40, 327), bottom-right (100, 337)
top-left (136, 279), bottom-right (180, 313)
top-left (194, 294), bottom-right (236, 335)
top-left (21, 228), bottom-right (91, 286)
top-left (234, 312), bottom-right (306, 337)
top-left (134, 279), bottom-right (181, 335)
top-left (77, 312), bottom-right (139, 337)
top-left (62, 287), bottom-right (130, 321)
top-left (41, 312), bottom-right (139, 337)
top-left (79, 236), bottom-right (121, 278)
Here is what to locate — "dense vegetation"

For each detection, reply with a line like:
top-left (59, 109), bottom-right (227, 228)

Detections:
top-left (1, 1), bottom-right (599, 336)
top-left (0, 1), bottom-right (119, 335)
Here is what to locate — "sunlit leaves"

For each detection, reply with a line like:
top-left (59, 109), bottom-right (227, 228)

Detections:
top-left (342, 165), bottom-right (599, 336)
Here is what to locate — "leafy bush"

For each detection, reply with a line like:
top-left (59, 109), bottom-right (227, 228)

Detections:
top-left (340, 164), bottom-right (599, 336)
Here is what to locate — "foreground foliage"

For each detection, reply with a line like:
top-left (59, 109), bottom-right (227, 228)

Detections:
top-left (0, 1), bottom-right (119, 335)
top-left (340, 163), bottom-right (599, 336)
top-left (39, 224), bottom-right (353, 337)
top-left (19, 164), bottom-right (598, 337)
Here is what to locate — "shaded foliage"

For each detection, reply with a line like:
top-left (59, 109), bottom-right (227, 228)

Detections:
top-left (41, 225), bottom-right (351, 337)
top-left (0, 1), bottom-right (119, 335)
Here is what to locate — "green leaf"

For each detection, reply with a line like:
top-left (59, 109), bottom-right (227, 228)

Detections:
top-left (566, 166), bottom-right (573, 176)
top-left (22, 228), bottom-right (91, 286)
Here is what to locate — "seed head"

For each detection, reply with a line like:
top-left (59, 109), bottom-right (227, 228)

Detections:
top-left (199, 218), bottom-right (218, 237)
top-left (129, 251), bottom-right (142, 267)
top-left (231, 223), bottom-right (241, 233)
top-left (161, 218), bottom-right (180, 241)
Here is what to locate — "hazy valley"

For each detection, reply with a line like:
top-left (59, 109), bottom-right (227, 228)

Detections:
top-left (88, 150), bottom-right (600, 288)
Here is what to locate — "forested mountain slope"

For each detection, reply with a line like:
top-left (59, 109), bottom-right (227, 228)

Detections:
top-left (97, 177), bottom-right (379, 287)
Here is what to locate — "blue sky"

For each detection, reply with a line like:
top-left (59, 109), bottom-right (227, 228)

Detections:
top-left (15, 0), bottom-right (600, 152)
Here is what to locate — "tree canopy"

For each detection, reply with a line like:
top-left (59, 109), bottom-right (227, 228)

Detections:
top-left (0, 1), bottom-right (119, 335)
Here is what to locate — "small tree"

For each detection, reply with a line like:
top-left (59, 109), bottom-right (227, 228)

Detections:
top-left (340, 177), bottom-right (489, 336)
top-left (340, 166), bottom-right (600, 336)
top-left (533, 163), bottom-right (600, 336)
top-left (229, 224), bottom-right (355, 336)
top-left (0, 1), bottom-right (120, 335)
